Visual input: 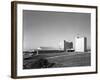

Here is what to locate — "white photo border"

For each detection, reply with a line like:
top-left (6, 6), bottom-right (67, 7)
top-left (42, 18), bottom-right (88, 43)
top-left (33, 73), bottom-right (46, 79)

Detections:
top-left (11, 1), bottom-right (97, 78)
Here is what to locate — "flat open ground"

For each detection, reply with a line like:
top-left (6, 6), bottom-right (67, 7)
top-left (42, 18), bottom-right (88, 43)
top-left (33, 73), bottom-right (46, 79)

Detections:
top-left (23, 52), bottom-right (91, 69)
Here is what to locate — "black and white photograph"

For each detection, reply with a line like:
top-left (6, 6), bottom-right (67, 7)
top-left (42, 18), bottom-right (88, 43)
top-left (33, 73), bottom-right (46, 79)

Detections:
top-left (11, 1), bottom-right (97, 78)
top-left (23, 10), bottom-right (91, 69)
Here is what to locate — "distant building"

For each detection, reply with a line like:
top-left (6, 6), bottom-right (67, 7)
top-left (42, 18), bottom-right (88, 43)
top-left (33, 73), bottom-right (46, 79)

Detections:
top-left (64, 40), bottom-right (73, 51)
top-left (59, 41), bottom-right (64, 50)
top-left (75, 36), bottom-right (87, 52)
top-left (59, 40), bottom-right (73, 51)
top-left (40, 47), bottom-right (58, 50)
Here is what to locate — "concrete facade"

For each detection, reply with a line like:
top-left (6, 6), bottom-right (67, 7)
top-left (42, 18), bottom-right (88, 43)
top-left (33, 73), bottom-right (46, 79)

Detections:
top-left (64, 40), bottom-right (73, 51)
top-left (75, 37), bottom-right (87, 52)
top-left (59, 40), bottom-right (73, 51)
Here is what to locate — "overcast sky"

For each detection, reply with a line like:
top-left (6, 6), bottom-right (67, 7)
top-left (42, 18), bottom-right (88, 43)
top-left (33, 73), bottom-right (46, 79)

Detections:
top-left (23, 10), bottom-right (91, 51)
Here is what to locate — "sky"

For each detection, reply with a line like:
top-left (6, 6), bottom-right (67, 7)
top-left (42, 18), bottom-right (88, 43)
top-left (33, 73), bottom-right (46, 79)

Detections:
top-left (23, 10), bottom-right (91, 51)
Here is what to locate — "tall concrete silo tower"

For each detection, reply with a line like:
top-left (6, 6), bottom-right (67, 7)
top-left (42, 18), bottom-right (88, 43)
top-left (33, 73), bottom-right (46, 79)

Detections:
top-left (75, 36), bottom-right (87, 52)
